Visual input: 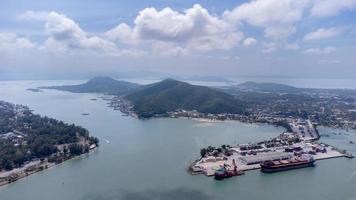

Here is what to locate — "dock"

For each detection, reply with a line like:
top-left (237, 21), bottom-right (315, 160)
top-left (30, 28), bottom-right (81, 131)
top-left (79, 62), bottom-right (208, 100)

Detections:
top-left (189, 119), bottom-right (353, 177)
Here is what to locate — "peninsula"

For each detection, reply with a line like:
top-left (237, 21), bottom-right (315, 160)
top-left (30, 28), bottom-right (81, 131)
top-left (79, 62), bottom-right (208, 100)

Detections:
top-left (189, 119), bottom-right (353, 179)
top-left (0, 101), bottom-right (99, 186)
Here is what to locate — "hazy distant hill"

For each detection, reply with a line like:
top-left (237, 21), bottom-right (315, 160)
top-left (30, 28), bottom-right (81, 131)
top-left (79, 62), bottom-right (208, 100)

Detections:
top-left (125, 79), bottom-right (245, 118)
top-left (42, 77), bottom-right (140, 95)
top-left (237, 81), bottom-right (301, 93)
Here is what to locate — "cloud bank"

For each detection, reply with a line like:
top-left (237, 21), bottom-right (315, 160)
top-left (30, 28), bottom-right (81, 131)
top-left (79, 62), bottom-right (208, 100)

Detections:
top-left (105, 4), bottom-right (244, 54)
top-left (0, 0), bottom-right (354, 80)
top-left (11, 1), bottom-right (356, 57)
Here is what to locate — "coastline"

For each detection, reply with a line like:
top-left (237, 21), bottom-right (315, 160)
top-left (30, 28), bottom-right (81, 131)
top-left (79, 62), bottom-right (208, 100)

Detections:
top-left (104, 92), bottom-right (356, 131)
top-left (0, 146), bottom-right (98, 188)
top-left (104, 94), bottom-right (354, 131)
top-left (150, 115), bottom-right (355, 133)
top-left (187, 117), bottom-right (353, 177)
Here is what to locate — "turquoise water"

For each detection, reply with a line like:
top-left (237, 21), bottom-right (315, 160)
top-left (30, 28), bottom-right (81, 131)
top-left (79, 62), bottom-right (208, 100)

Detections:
top-left (0, 80), bottom-right (355, 200)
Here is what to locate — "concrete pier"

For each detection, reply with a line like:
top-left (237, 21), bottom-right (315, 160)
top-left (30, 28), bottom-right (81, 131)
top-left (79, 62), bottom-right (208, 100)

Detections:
top-left (189, 119), bottom-right (352, 177)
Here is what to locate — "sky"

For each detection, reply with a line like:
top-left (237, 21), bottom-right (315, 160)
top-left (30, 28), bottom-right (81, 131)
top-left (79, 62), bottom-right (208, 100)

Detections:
top-left (0, 0), bottom-right (356, 80)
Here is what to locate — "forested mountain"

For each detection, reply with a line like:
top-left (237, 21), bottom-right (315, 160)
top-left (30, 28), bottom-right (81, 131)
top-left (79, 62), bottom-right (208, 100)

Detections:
top-left (125, 79), bottom-right (245, 118)
top-left (42, 77), bottom-right (140, 95)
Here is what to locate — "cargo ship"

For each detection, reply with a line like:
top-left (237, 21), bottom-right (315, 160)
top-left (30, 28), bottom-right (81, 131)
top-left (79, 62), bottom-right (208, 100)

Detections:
top-left (260, 155), bottom-right (315, 173)
top-left (214, 159), bottom-right (244, 180)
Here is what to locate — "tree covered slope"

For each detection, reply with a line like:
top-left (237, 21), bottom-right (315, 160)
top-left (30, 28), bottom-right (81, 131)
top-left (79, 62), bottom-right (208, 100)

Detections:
top-left (125, 79), bottom-right (245, 118)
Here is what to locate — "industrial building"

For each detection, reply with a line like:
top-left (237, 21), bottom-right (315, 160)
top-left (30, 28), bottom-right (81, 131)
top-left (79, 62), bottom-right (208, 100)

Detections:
top-left (239, 152), bottom-right (292, 165)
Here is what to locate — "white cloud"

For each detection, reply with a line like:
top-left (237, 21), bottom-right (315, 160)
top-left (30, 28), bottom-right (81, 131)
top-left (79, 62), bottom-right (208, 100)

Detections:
top-left (303, 46), bottom-right (336, 54)
top-left (243, 37), bottom-right (257, 47)
top-left (0, 33), bottom-right (36, 52)
top-left (41, 37), bottom-right (68, 53)
top-left (264, 26), bottom-right (296, 40)
top-left (18, 11), bottom-right (135, 57)
top-left (104, 23), bottom-right (138, 45)
top-left (262, 42), bottom-right (277, 53)
top-left (105, 4), bottom-right (244, 53)
top-left (224, 0), bottom-right (311, 40)
top-left (303, 27), bottom-right (342, 41)
top-left (20, 7), bottom-right (245, 57)
top-left (151, 41), bottom-right (187, 56)
top-left (43, 12), bottom-right (122, 56)
top-left (17, 11), bottom-right (49, 21)
top-left (311, 0), bottom-right (356, 17)
top-left (261, 41), bottom-right (300, 52)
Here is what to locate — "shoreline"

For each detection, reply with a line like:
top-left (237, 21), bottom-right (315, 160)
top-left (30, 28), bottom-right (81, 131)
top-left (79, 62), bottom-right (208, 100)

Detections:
top-left (187, 118), bottom-right (354, 177)
top-left (149, 115), bottom-right (356, 133)
top-left (105, 93), bottom-right (356, 131)
top-left (102, 93), bottom-right (355, 131)
top-left (0, 146), bottom-right (98, 188)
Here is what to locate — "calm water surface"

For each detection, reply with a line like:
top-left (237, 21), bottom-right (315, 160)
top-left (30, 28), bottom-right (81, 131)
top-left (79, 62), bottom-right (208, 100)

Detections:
top-left (0, 80), bottom-right (355, 200)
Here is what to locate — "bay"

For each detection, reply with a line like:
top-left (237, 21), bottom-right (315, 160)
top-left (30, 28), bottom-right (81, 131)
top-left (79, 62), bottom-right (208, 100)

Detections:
top-left (0, 80), bottom-right (355, 200)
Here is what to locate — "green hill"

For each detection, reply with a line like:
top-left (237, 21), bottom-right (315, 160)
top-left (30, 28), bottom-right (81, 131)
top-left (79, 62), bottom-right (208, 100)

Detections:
top-left (42, 77), bottom-right (140, 95)
top-left (125, 79), bottom-right (245, 118)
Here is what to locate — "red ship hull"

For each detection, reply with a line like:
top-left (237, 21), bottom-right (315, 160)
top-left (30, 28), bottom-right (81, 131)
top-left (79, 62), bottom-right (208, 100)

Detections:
top-left (261, 160), bottom-right (315, 173)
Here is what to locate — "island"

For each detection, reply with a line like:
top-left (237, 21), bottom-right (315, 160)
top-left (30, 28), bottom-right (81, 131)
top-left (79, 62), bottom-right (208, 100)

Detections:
top-left (40, 76), bottom-right (140, 95)
top-left (0, 101), bottom-right (99, 186)
top-left (42, 77), bottom-right (356, 131)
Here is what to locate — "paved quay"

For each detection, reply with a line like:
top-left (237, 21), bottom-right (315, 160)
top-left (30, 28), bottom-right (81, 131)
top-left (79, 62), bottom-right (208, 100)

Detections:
top-left (190, 119), bottom-right (352, 177)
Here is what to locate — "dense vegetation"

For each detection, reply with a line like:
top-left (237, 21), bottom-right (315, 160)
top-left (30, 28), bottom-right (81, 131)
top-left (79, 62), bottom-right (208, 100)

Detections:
top-left (125, 79), bottom-right (245, 118)
top-left (41, 77), bottom-right (140, 95)
top-left (0, 101), bottom-right (99, 171)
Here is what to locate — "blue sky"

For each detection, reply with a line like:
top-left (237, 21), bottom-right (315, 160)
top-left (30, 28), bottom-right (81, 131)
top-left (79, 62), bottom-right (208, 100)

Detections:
top-left (0, 0), bottom-right (356, 79)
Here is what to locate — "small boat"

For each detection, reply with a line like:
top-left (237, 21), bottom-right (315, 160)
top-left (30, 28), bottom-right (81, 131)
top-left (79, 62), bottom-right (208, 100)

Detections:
top-left (214, 159), bottom-right (244, 180)
top-left (345, 152), bottom-right (354, 158)
top-left (350, 141), bottom-right (354, 144)
top-left (82, 113), bottom-right (90, 116)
